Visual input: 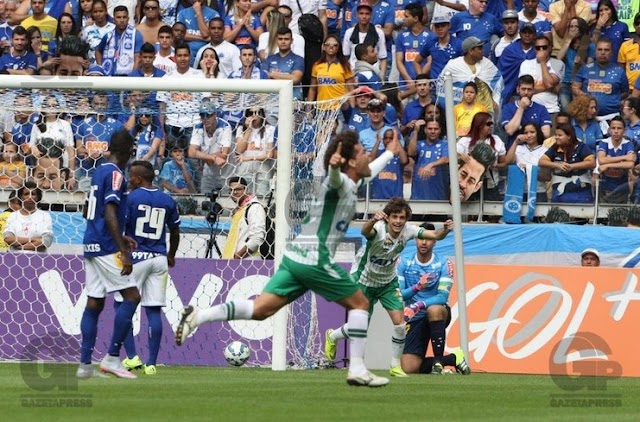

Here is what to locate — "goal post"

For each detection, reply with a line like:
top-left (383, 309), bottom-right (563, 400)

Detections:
top-left (0, 75), bottom-right (296, 369)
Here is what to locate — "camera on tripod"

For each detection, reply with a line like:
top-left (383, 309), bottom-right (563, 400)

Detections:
top-left (201, 190), bottom-right (223, 225)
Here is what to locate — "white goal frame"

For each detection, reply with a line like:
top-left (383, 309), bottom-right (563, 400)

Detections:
top-left (0, 75), bottom-right (293, 371)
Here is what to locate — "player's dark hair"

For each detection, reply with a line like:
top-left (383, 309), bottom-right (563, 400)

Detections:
top-left (607, 207), bottom-right (629, 227)
top-left (18, 180), bottom-right (43, 203)
top-left (419, 222), bottom-right (435, 230)
top-left (140, 42), bottom-right (156, 55)
top-left (108, 129), bottom-right (135, 158)
top-left (383, 197), bottom-right (412, 220)
top-left (627, 206), bottom-right (640, 227)
top-left (323, 130), bottom-right (360, 171)
top-left (404, 3), bottom-right (423, 21)
top-left (130, 160), bottom-right (155, 183)
top-left (468, 142), bottom-right (495, 172)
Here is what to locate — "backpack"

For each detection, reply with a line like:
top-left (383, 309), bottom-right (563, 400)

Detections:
top-left (298, 14), bottom-right (324, 44)
top-left (295, 0), bottom-right (324, 44)
top-left (245, 198), bottom-right (275, 260)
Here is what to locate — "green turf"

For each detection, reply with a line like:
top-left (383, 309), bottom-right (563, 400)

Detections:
top-left (1, 363), bottom-right (637, 422)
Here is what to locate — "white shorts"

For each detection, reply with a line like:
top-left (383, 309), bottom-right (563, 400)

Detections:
top-left (84, 254), bottom-right (137, 299)
top-left (132, 256), bottom-right (169, 307)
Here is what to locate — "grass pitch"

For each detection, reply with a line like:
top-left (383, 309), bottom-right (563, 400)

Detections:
top-left (2, 363), bottom-right (637, 422)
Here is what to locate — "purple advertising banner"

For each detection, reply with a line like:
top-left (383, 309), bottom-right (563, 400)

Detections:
top-left (0, 254), bottom-right (346, 367)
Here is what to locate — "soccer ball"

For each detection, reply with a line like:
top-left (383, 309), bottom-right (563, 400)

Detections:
top-left (223, 341), bottom-right (250, 366)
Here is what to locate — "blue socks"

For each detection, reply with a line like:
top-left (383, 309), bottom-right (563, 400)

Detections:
top-left (145, 307), bottom-right (162, 366)
top-left (114, 300), bottom-right (138, 359)
top-left (80, 307), bottom-right (100, 364)
top-left (108, 300), bottom-right (138, 356)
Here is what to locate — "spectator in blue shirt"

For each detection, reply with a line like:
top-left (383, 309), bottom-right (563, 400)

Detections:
top-left (498, 22), bottom-right (536, 105)
top-left (413, 15), bottom-right (463, 80)
top-left (450, 0), bottom-right (503, 57)
top-left (262, 27), bottom-right (304, 100)
top-left (572, 38), bottom-right (629, 119)
top-left (177, 0), bottom-right (220, 63)
top-left (407, 118), bottom-right (449, 200)
top-left (567, 94), bottom-right (603, 151)
top-left (0, 26), bottom-right (37, 75)
top-left (159, 146), bottom-right (197, 194)
top-left (353, 43), bottom-right (383, 92)
top-left (596, 116), bottom-right (635, 204)
top-left (622, 97), bottom-right (640, 145)
top-left (502, 75), bottom-right (552, 149)
top-left (394, 3), bottom-right (431, 91)
top-left (95, 6), bottom-right (145, 76)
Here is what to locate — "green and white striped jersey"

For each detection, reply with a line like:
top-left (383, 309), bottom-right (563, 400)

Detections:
top-left (285, 172), bottom-right (357, 266)
top-left (351, 221), bottom-right (420, 288)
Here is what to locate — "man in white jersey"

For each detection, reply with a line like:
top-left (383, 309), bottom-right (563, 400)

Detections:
top-left (175, 130), bottom-right (400, 387)
top-left (324, 197), bottom-right (452, 377)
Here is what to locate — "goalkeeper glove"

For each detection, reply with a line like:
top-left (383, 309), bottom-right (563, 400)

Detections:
top-left (403, 302), bottom-right (425, 322)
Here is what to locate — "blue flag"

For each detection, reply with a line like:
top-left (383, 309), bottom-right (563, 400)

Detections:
top-left (503, 165), bottom-right (525, 224)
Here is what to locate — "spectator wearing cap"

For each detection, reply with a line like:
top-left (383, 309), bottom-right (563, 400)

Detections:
top-left (549, 0), bottom-right (591, 57)
top-left (493, 10), bottom-right (520, 61)
top-left (342, 0), bottom-right (387, 79)
top-left (359, 98), bottom-right (399, 153)
top-left (401, 73), bottom-right (432, 137)
top-left (413, 14), bottom-right (463, 81)
top-left (581, 248), bottom-right (600, 266)
top-left (159, 145), bottom-right (197, 194)
top-left (518, 0), bottom-right (552, 38)
top-left (436, 36), bottom-right (503, 115)
top-left (188, 107), bottom-right (233, 194)
top-left (342, 86), bottom-right (375, 133)
top-left (354, 0), bottom-right (395, 80)
top-left (394, 3), bottom-right (431, 91)
top-left (450, 0), bottom-right (503, 58)
top-left (499, 22), bottom-right (537, 105)
top-left (353, 43), bottom-right (383, 92)
top-left (619, 13), bottom-right (640, 92)
top-left (519, 35), bottom-right (564, 118)
top-left (85, 63), bottom-right (106, 76)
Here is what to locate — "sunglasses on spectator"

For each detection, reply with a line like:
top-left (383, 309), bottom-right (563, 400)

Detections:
top-left (144, 5), bottom-right (159, 9)
top-left (486, 121), bottom-right (494, 127)
top-left (535, 45), bottom-right (549, 50)
top-left (324, 42), bottom-right (339, 47)
top-left (140, 113), bottom-right (151, 118)
top-left (246, 111), bottom-right (261, 116)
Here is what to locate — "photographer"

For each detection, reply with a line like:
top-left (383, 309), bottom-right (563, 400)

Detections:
top-left (221, 177), bottom-right (266, 260)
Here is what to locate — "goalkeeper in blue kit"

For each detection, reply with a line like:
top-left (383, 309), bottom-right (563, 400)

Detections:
top-left (397, 223), bottom-right (471, 375)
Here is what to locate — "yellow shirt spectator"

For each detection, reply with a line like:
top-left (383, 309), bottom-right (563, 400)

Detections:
top-left (618, 38), bottom-right (640, 90)
top-left (454, 102), bottom-right (487, 138)
top-left (21, 15), bottom-right (58, 52)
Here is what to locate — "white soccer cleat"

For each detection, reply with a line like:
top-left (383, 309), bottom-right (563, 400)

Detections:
top-left (175, 305), bottom-right (198, 346)
top-left (346, 370), bottom-right (389, 387)
top-left (99, 355), bottom-right (137, 379)
top-left (76, 363), bottom-right (109, 379)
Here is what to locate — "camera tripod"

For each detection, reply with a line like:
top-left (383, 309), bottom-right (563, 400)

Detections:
top-left (205, 209), bottom-right (222, 259)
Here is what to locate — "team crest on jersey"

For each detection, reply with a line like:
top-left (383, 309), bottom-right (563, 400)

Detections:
top-left (112, 171), bottom-right (124, 191)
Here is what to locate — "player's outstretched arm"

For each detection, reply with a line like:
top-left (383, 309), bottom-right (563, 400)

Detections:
top-left (418, 219), bottom-right (453, 240)
top-left (361, 210), bottom-right (386, 238)
top-left (328, 141), bottom-right (345, 189)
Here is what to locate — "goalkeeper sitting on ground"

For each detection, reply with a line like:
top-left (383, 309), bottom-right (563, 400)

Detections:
top-left (398, 223), bottom-right (471, 375)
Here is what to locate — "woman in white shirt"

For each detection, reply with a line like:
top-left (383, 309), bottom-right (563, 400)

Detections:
top-left (234, 107), bottom-right (275, 196)
top-left (456, 112), bottom-right (507, 201)
top-left (504, 122), bottom-right (549, 203)
top-left (29, 95), bottom-right (76, 189)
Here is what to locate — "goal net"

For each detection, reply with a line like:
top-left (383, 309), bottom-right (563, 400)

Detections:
top-left (0, 76), bottom-right (344, 370)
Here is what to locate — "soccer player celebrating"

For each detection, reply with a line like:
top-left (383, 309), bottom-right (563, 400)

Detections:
top-left (324, 197), bottom-right (453, 377)
top-left (176, 130), bottom-right (401, 387)
top-left (398, 223), bottom-right (471, 375)
top-left (77, 130), bottom-right (140, 379)
top-left (119, 160), bottom-right (181, 375)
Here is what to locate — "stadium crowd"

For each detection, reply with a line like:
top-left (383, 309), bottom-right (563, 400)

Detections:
top-left (0, 0), bottom-right (640, 211)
